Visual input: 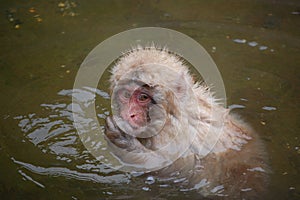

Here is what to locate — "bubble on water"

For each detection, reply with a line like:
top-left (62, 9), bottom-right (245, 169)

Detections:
top-left (262, 106), bottom-right (277, 111)
top-left (145, 176), bottom-right (155, 184)
top-left (248, 41), bottom-right (258, 47)
top-left (142, 186), bottom-right (150, 191)
top-left (259, 46), bottom-right (268, 51)
top-left (233, 39), bottom-right (247, 44)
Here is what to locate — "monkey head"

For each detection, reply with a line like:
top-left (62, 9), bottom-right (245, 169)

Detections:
top-left (110, 63), bottom-right (191, 139)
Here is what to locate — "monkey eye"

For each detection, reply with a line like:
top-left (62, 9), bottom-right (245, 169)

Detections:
top-left (138, 93), bottom-right (150, 102)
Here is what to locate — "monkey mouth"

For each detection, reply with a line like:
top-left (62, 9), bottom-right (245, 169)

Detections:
top-left (127, 113), bottom-right (150, 129)
top-left (112, 112), bottom-right (165, 138)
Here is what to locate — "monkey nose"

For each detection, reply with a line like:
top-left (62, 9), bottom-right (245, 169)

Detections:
top-left (130, 114), bottom-right (136, 118)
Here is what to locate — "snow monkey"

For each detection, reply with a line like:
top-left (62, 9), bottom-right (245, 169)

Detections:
top-left (105, 46), bottom-right (269, 199)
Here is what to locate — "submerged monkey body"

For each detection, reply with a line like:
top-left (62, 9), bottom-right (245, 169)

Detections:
top-left (105, 47), bottom-right (269, 199)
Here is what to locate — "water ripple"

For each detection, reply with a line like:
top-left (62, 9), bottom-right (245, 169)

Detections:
top-left (12, 157), bottom-right (130, 184)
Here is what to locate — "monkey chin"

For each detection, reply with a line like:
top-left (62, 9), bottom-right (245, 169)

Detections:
top-left (105, 46), bottom-right (270, 199)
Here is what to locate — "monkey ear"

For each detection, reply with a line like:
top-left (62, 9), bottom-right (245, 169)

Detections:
top-left (160, 89), bottom-right (179, 119)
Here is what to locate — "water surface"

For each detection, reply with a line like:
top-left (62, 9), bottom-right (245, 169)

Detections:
top-left (0, 0), bottom-right (299, 199)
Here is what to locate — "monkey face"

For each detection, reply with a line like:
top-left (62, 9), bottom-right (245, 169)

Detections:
top-left (111, 78), bottom-right (167, 138)
top-left (110, 63), bottom-right (191, 140)
top-left (118, 84), bottom-right (153, 128)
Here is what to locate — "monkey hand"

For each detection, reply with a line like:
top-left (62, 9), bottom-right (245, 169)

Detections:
top-left (105, 116), bottom-right (147, 152)
top-left (105, 116), bottom-right (170, 169)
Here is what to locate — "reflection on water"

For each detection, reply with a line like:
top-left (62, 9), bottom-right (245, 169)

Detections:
top-left (13, 88), bottom-right (130, 186)
top-left (12, 157), bottom-right (129, 185)
top-left (0, 0), bottom-right (299, 199)
top-left (232, 38), bottom-right (271, 51)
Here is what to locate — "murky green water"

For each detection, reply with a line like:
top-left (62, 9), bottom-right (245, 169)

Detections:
top-left (0, 0), bottom-right (299, 199)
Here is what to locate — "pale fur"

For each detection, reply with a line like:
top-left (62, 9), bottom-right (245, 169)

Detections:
top-left (110, 46), bottom-right (252, 155)
top-left (106, 46), bottom-right (269, 199)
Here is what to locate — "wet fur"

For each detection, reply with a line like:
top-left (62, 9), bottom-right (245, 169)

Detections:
top-left (105, 46), bottom-right (269, 199)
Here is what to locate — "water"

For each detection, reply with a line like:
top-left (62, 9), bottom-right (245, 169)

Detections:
top-left (1, 0), bottom-right (299, 199)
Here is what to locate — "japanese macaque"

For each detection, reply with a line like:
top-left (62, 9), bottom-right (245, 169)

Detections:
top-left (105, 46), bottom-right (269, 199)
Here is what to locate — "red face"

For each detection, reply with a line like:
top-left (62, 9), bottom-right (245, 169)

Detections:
top-left (118, 87), bottom-right (152, 128)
